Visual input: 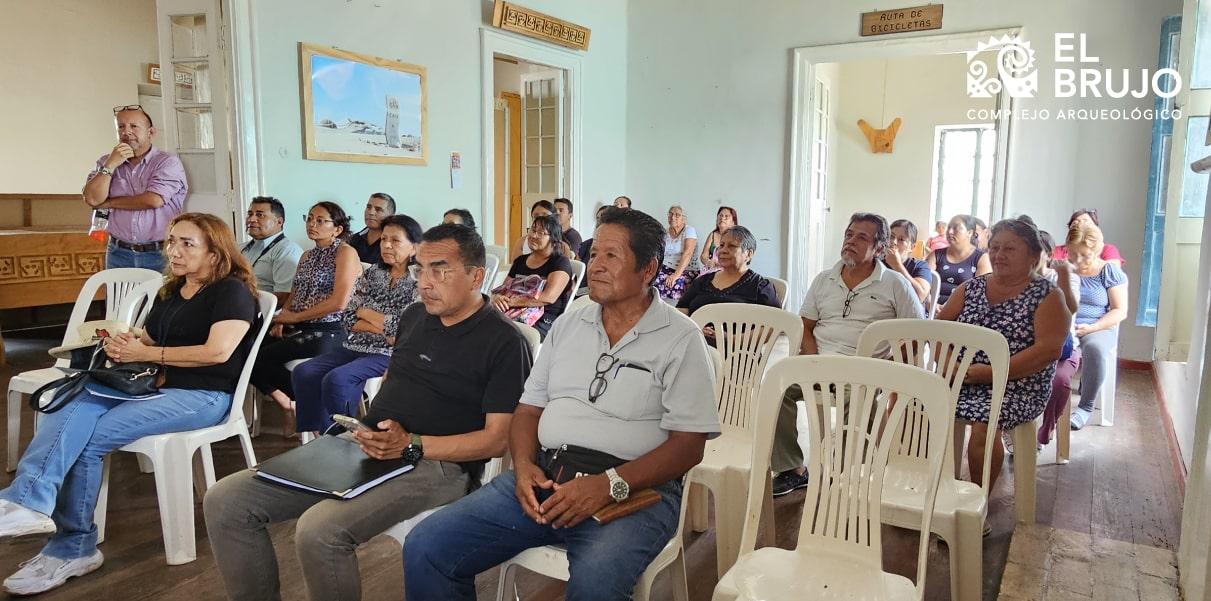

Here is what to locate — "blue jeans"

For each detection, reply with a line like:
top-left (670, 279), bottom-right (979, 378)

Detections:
top-left (0, 384), bottom-right (230, 560)
top-left (403, 470), bottom-right (681, 601)
top-left (106, 240), bottom-right (164, 272)
top-left (290, 347), bottom-right (390, 432)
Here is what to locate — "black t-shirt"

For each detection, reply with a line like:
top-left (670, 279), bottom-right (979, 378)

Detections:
top-left (346, 229), bottom-right (381, 264)
top-left (577, 238), bottom-right (593, 265)
top-left (145, 277), bottom-right (258, 392)
top-left (365, 301), bottom-right (532, 466)
top-left (563, 227), bottom-right (583, 258)
top-left (507, 252), bottom-right (575, 322)
top-left (676, 270), bottom-right (781, 315)
top-left (884, 257), bottom-right (932, 283)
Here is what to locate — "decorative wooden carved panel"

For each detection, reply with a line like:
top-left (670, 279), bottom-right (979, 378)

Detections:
top-left (19, 257), bottom-right (46, 279)
top-left (75, 253), bottom-right (104, 275)
top-left (0, 230), bottom-right (107, 309)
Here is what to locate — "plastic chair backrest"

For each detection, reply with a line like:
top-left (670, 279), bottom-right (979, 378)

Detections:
top-left (855, 318), bottom-right (1010, 494)
top-left (481, 254), bottom-right (501, 295)
top-left (767, 276), bottom-right (789, 309)
top-left (690, 303), bottom-right (803, 434)
top-left (568, 260), bottom-right (586, 295)
top-left (485, 244), bottom-right (509, 271)
top-left (928, 270), bottom-right (942, 318)
top-left (57, 268), bottom-right (161, 367)
top-left (738, 356), bottom-right (950, 595)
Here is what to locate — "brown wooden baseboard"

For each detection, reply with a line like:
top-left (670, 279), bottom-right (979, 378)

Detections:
top-left (1145, 363), bottom-right (1188, 495)
top-left (1119, 358), bottom-right (1153, 371)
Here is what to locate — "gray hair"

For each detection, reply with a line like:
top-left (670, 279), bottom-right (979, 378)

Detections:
top-left (847, 212), bottom-right (890, 249)
top-left (990, 218), bottom-right (1045, 256)
top-left (721, 225), bottom-right (758, 256)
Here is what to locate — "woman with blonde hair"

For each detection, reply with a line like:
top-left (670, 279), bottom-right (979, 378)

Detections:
top-left (0, 213), bottom-right (259, 595)
top-left (1066, 222), bottom-right (1128, 430)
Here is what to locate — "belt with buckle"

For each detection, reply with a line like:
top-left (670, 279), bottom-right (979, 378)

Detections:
top-left (112, 239), bottom-right (165, 253)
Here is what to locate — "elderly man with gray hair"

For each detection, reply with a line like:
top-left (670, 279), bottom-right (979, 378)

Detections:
top-left (772, 212), bottom-right (925, 496)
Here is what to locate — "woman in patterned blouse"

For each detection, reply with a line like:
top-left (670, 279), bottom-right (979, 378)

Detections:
top-left (250, 201), bottom-right (361, 432)
top-left (290, 214), bottom-right (423, 435)
top-left (938, 217), bottom-right (1069, 492)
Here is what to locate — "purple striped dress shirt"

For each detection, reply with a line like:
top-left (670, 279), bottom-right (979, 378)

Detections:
top-left (87, 145), bottom-right (188, 243)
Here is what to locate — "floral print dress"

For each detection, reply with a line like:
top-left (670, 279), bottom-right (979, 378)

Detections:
top-left (954, 275), bottom-right (1056, 429)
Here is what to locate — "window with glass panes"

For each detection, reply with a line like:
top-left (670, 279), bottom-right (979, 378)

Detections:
top-left (931, 125), bottom-right (997, 224)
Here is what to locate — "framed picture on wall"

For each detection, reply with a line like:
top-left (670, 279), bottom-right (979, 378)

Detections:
top-left (299, 42), bottom-right (428, 165)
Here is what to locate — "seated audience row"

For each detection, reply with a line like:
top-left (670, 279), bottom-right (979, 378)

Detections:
top-left (0, 192), bottom-right (1129, 598)
top-left (291, 214), bottom-right (423, 435)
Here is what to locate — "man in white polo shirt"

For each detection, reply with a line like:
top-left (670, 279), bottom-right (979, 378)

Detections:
top-left (405, 207), bottom-right (719, 600)
top-left (772, 212), bottom-right (924, 496)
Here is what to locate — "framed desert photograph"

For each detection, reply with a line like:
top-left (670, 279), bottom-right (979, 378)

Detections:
top-left (299, 42), bottom-right (428, 165)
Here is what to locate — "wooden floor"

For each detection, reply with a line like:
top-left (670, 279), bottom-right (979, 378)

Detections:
top-left (0, 328), bottom-right (1182, 600)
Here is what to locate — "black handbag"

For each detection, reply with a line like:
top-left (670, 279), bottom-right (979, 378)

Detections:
top-left (29, 343), bottom-right (162, 414)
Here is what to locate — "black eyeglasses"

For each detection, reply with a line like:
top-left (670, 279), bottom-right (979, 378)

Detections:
top-left (588, 353), bottom-right (617, 403)
top-left (842, 290), bottom-right (860, 318)
top-left (113, 104), bottom-right (144, 114)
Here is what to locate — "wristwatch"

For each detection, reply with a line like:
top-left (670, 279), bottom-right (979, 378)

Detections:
top-left (402, 433), bottom-right (424, 462)
top-left (605, 467), bottom-right (630, 502)
top-left (99, 166), bottom-right (114, 176)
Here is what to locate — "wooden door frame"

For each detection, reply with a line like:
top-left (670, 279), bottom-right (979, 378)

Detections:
top-left (480, 28), bottom-right (582, 242)
top-left (785, 28), bottom-right (1020, 313)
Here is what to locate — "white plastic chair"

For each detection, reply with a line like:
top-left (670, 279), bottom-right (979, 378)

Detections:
top-left (927, 270), bottom-right (942, 319)
top-left (766, 276), bottom-right (789, 310)
top-left (685, 303), bottom-right (803, 576)
top-left (482, 253), bottom-right (501, 295)
top-left (495, 470), bottom-right (698, 601)
top-left (6, 268), bottom-right (161, 471)
top-left (568, 259), bottom-right (586, 295)
top-left (485, 244), bottom-right (509, 272)
top-left (93, 290), bottom-right (277, 565)
top-left (380, 320), bottom-right (541, 546)
top-left (713, 355), bottom-right (951, 601)
top-left (856, 319), bottom-right (1013, 601)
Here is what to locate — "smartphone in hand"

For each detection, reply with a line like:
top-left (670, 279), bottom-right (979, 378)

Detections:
top-left (332, 414), bottom-right (373, 433)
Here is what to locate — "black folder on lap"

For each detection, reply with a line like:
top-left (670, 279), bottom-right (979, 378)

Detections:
top-left (253, 433), bottom-right (415, 499)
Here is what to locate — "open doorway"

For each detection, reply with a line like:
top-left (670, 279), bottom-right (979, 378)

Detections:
top-left (813, 53), bottom-right (1001, 259)
top-left (786, 29), bottom-right (1018, 309)
top-left (490, 53), bottom-right (570, 250)
top-left (480, 29), bottom-right (583, 252)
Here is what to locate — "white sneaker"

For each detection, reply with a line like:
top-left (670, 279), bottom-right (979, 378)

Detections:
top-left (0, 500), bottom-right (55, 538)
top-left (3, 551), bottom-right (104, 595)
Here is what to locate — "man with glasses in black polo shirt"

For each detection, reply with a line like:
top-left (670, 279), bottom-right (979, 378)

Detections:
top-left (83, 105), bottom-right (188, 271)
top-left (205, 224), bottom-right (532, 601)
top-left (405, 208), bottom-right (719, 600)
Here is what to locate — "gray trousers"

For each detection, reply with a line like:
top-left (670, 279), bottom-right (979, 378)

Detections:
top-left (771, 385), bottom-right (805, 474)
top-left (1078, 327), bottom-right (1118, 412)
top-left (203, 459), bottom-right (470, 601)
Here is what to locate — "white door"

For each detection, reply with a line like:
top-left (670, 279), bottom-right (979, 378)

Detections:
top-left (520, 69), bottom-right (564, 223)
top-left (154, 0), bottom-right (235, 228)
top-left (792, 75), bottom-right (832, 310)
top-left (808, 77), bottom-right (832, 281)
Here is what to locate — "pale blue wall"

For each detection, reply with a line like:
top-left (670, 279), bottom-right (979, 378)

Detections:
top-left (248, 0), bottom-right (627, 244)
